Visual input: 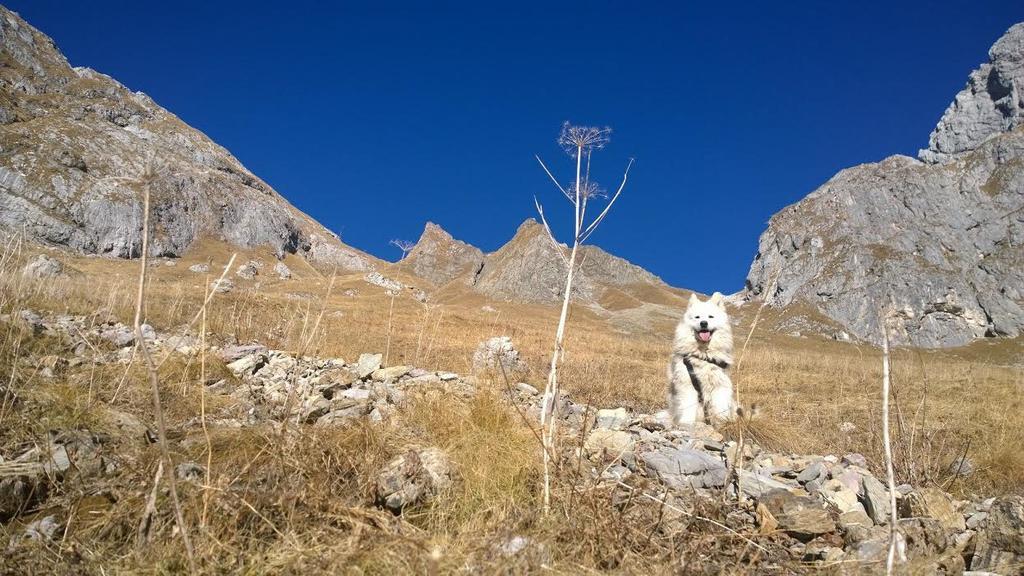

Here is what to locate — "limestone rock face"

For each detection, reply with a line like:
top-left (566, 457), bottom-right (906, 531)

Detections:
top-left (400, 222), bottom-right (483, 286)
top-left (745, 23), bottom-right (1024, 347)
top-left (921, 23), bottom-right (1024, 162)
top-left (0, 7), bottom-right (374, 271)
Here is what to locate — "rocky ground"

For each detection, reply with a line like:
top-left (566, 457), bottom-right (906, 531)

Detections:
top-left (2, 307), bottom-right (1022, 574)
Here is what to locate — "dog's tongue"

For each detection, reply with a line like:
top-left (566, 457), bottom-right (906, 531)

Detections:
top-left (698, 330), bottom-right (712, 342)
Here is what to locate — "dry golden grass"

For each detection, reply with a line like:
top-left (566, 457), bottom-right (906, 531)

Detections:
top-left (1, 238), bottom-right (1022, 573)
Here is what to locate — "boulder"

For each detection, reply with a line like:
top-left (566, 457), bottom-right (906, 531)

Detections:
top-left (594, 407), bottom-right (629, 430)
top-left (274, 261), bottom-right (291, 279)
top-left (758, 489), bottom-right (836, 541)
top-left (860, 475), bottom-right (893, 525)
top-left (971, 496), bottom-right (1024, 573)
top-left (471, 336), bottom-right (527, 375)
top-left (900, 487), bottom-right (966, 532)
top-left (236, 261), bottom-right (259, 280)
top-left (375, 447), bottom-right (452, 513)
top-left (211, 278), bottom-right (234, 294)
top-left (371, 365), bottom-right (412, 381)
top-left (584, 430), bottom-right (635, 459)
top-left (355, 353), bottom-right (383, 379)
top-left (22, 254), bottom-right (63, 279)
top-left (641, 446), bottom-right (727, 490)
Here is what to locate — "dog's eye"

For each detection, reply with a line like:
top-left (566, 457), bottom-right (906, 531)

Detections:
top-left (708, 315), bottom-right (715, 319)
top-left (694, 315), bottom-right (701, 319)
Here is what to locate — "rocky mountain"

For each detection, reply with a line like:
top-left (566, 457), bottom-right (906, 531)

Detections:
top-left (470, 219), bottom-right (664, 304)
top-left (745, 23), bottom-right (1024, 347)
top-left (0, 7), bottom-right (374, 270)
top-left (397, 222), bottom-right (484, 286)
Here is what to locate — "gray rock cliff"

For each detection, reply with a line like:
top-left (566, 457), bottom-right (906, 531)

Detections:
top-left (746, 23), bottom-right (1024, 347)
top-left (0, 7), bottom-right (374, 270)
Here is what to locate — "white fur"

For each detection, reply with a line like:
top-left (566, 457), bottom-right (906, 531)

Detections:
top-left (668, 292), bottom-right (735, 427)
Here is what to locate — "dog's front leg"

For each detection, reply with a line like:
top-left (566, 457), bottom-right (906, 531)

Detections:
top-left (669, 358), bottom-right (701, 426)
top-left (706, 376), bottom-right (736, 423)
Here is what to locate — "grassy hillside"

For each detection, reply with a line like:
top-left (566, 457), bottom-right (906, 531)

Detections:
top-left (1, 237), bottom-right (1021, 573)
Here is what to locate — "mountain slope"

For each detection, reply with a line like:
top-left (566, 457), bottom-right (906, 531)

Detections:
top-left (0, 6), bottom-right (375, 270)
top-left (745, 23), bottom-right (1024, 347)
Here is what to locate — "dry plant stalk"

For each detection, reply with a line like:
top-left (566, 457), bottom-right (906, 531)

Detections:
top-left (199, 279), bottom-right (214, 528)
top-left (132, 159), bottom-right (196, 573)
top-left (535, 122), bottom-right (633, 513)
top-left (384, 291), bottom-right (396, 365)
top-left (881, 312), bottom-right (899, 575)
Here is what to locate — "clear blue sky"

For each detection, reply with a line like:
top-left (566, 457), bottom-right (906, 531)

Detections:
top-left (9, 1), bottom-right (1023, 293)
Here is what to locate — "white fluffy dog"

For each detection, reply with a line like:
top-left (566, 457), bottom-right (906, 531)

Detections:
top-left (668, 292), bottom-right (735, 426)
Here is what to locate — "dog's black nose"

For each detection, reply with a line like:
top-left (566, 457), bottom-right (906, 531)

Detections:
top-left (700, 320), bottom-right (708, 329)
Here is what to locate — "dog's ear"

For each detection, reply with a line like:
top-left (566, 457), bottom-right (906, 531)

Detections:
top-left (688, 292), bottom-right (700, 307)
top-left (709, 292), bottom-right (724, 306)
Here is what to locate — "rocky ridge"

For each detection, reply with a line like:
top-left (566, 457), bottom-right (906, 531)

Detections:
top-left (746, 23), bottom-right (1024, 347)
top-left (4, 308), bottom-right (1023, 572)
top-left (398, 222), bottom-right (484, 286)
top-left (0, 7), bottom-right (374, 271)
top-left (469, 219), bottom-right (664, 304)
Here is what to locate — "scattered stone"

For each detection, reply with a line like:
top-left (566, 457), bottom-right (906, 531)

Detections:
top-left (900, 487), bottom-right (966, 532)
top-left (371, 365), bottom-right (411, 381)
top-left (758, 490), bottom-right (835, 541)
top-left (8, 515), bottom-right (59, 549)
top-left (356, 353), bottom-right (383, 379)
top-left (594, 407), bottom-right (629, 430)
top-left (22, 254), bottom-right (63, 279)
top-left (274, 261), bottom-right (291, 279)
top-left (755, 502), bottom-right (779, 534)
top-left (176, 462), bottom-right (205, 482)
top-left (16, 309), bottom-right (45, 335)
top-left (375, 447), bottom-right (452, 513)
top-left (838, 421), bottom-right (857, 434)
top-left (737, 470), bottom-right (796, 499)
top-left (820, 478), bottom-right (861, 514)
top-left (584, 430), bottom-right (635, 459)
top-left (189, 263), bottom-right (210, 273)
top-left (471, 336), bottom-right (527, 375)
top-left (860, 475), bottom-right (892, 525)
top-left (970, 496), bottom-right (1024, 573)
top-left (99, 324), bottom-right (136, 348)
top-left (841, 453), bottom-right (868, 468)
top-left (498, 535), bottom-right (530, 557)
top-left (364, 272), bottom-right (403, 292)
top-left (236, 261), bottom-right (259, 279)
top-left (220, 344), bottom-right (268, 362)
top-left (641, 446), bottom-right (727, 490)
top-left (514, 382), bottom-right (539, 395)
top-left (227, 353), bottom-right (267, 376)
top-left (803, 541), bottom-right (844, 562)
top-left (839, 506), bottom-right (874, 531)
top-left (797, 461), bottom-right (827, 485)
top-left (949, 455), bottom-right (976, 478)
top-left (211, 278), bottom-right (234, 294)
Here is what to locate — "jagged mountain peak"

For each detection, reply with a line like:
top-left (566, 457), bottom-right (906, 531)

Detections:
top-left (399, 221), bottom-right (484, 286)
top-left (921, 23), bottom-right (1024, 163)
top-left (469, 217), bottom-right (664, 304)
